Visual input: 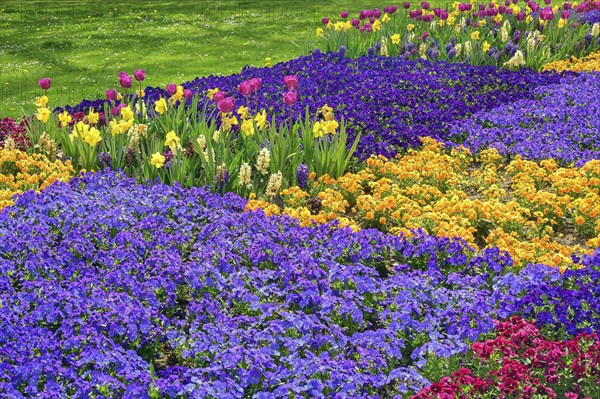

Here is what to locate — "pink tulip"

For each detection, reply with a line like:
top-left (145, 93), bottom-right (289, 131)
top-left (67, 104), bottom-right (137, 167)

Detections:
top-left (238, 81), bottom-right (254, 96)
top-left (213, 91), bottom-right (226, 103)
top-left (218, 97), bottom-right (234, 113)
top-left (166, 84), bottom-right (177, 96)
top-left (249, 78), bottom-right (262, 92)
top-left (283, 91), bottom-right (297, 106)
top-left (283, 75), bottom-right (299, 91)
top-left (183, 89), bottom-right (193, 99)
top-left (38, 78), bottom-right (51, 90)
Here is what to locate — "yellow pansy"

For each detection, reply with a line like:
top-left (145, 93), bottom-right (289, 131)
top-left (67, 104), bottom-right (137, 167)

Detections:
top-left (154, 98), bottom-right (168, 115)
top-left (391, 33), bottom-right (401, 44)
top-left (58, 111), bottom-right (72, 126)
top-left (151, 152), bottom-right (165, 168)
top-left (36, 107), bottom-right (51, 123)
top-left (241, 119), bottom-right (255, 136)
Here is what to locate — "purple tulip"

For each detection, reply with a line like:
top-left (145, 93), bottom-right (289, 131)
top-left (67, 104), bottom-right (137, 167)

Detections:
top-left (322, 17), bottom-right (329, 24)
top-left (544, 0), bottom-right (551, 4)
top-left (38, 78), bottom-right (51, 90)
top-left (106, 89), bottom-right (117, 102)
top-left (119, 73), bottom-right (132, 89)
top-left (539, 6), bottom-right (554, 20)
top-left (563, 2), bottom-right (572, 9)
top-left (499, 5), bottom-right (507, 13)
top-left (217, 97), bottom-right (234, 113)
top-left (389, 5), bottom-right (398, 13)
top-left (373, 9), bottom-right (382, 18)
top-left (351, 18), bottom-right (360, 26)
top-left (440, 9), bottom-right (449, 19)
top-left (283, 91), bottom-right (298, 106)
top-left (561, 10), bottom-right (571, 18)
top-left (516, 11), bottom-right (526, 21)
top-left (166, 83), bottom-right (177, 96)
top-left (134, 69), bottom-right (145, 82)
top-left (421, 1), bottom-right (430, 9)
top-left (423, 14), bottom-right (434, 22)
top-left (340, 11), bottom-right (349, 18)
top-left (403, 2), bottom-right (411, 9)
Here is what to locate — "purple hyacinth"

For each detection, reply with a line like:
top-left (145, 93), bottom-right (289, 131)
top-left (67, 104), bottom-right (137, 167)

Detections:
top-left (296, 163), bottom-right (309, 188)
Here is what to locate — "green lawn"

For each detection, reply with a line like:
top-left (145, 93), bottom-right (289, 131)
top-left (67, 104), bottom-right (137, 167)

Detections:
top-left (0, 0), bottom-right (459, 118)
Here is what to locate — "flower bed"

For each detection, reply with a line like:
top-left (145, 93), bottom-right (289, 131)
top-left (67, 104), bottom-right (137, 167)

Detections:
top-left (448, 73), bottom-right (600, 165)
top-left (0, 170), bottom-right (597, 398)
top-left (56, 52), bottom-right (565, 160)
top-left (247, 138), bottom-right (600, 269)
top-left (543, 50), bottom-right (600, 71)
top-left (0, 149), bottom-right (74, 208)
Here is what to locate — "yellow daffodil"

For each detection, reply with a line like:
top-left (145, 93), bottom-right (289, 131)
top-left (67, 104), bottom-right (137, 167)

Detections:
top-left (58, 111), bottom-right (72, 126)
top-left (136, 89), bottom-right (145, 97)
top-left (87, 108), bottom-right (99, 124)
top-left (558, 18), bottom-right (567, 28)
top-left (483, 41), bottom-right (491, 53)
top-left (316, 27), bottom-right (324, 37)
top-left (526, 15), bottom-right (533, 24)
top-left (241, 119), bottom-right (255, 136)
top-left (478, 19), bottom-right (486, 27)
top-left (36, 107), bottom-right (51, 123)
top-left (35, 95), bottom-right (48, 108)
top-left (165, 130), bottom-right (180, 153)
top-left (237, 105), bottom-right (249, 120)
top-left (391, 33), bottom-right (401, 44)
top-left (406, 24), bottom-right (414, 32)
top-left (324, 120), bottom-right (339, 134)
top-left (254, 109), bottom-right (267, 130)
top-left (120, 106), bottom-right (134, 122)
top-left (264, 57), bottom-right (272, 67)
top-left (151, 152), bottom-right (165, 168)
top-left (84, 127), bottom-right (102, 147)
top-left (493, 14), bottom-right (502, 23)
top-left (116, 92), bottom-right (123, 101)
top-left (207, 88), bottom-right (219, 100)
top-left (154, 98), bottom-right (168, 115)
top-left (221, 115), bottom-right (238, 131)
top-left (373, 20), bottom-right (381, 31)
top-left (471, 31), bottom-right (480, 40)
top-left (171, 85), bottom-right (184, 101)
top-left (382, 13), bottom-right (391, 23)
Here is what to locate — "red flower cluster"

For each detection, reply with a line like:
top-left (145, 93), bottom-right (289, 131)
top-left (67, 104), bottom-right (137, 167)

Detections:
top-left (412, 317), bottom-right (599, 399)
top-left (0, 117), bottom-right (30, 150)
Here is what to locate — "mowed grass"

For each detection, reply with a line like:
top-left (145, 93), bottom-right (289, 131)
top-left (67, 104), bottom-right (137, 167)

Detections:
top-left (0, 0), bottom-right (455, 118)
